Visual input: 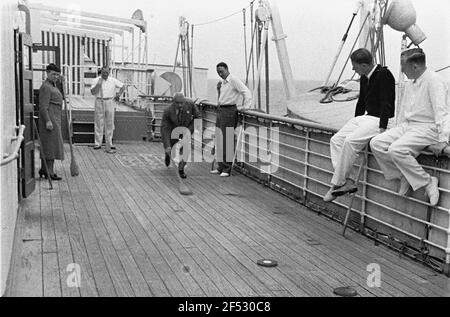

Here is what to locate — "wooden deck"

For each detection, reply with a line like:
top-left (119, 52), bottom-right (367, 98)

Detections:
top-left (6, 143), bottom-right (450, 297)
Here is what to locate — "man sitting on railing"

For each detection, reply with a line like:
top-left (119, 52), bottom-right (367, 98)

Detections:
top-left (324, 48), bottom-right (396, 202)
top-left (370, 49), bottom-right (449, 206)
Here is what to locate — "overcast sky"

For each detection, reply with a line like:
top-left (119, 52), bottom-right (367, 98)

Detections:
top-left (31, 0), bottom-right (450, 81)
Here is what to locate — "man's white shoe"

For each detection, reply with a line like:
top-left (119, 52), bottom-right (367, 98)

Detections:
top-left (398, 177), bottom-right (410, 196)
top-left (210, 169), bottom-right (220, 175)
top-left (323, 188), bottom-right (337, 202)
top-left (220, 172), bottom-right (230, 177)
top-left (425, 176), bottom-right (439, 206)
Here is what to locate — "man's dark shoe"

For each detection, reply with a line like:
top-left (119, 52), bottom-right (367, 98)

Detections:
top-left (165, 154), bottom-right (171, 167)
top-left (110, 146), bottom-right (116, 150)
top-left (178, 169), bottom-right (187, 179)
top-left (93, 145), bottom-right (101, 150)
top-left (331, 179), bottom-right (357, 197)
top-left (50, 174), bottom-right (62, 181)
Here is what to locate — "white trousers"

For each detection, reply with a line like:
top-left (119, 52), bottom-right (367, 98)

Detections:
top-left (369, 122), bottom-right (438, 191)
top-left (330, 116), bottom-right (382, 186)
top-left (94, 98), bottom-right (115, 147)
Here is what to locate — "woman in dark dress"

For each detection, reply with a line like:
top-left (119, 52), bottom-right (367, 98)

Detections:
top-left (38, 63), bottom-right (64, 180)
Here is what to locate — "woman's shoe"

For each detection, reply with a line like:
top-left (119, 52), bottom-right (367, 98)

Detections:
top-left (38, 169), bottom-right (48, 179)
top-left (50, 174), bottom-right (62, 181)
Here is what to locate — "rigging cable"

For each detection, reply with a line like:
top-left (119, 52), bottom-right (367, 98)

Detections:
top-left (311, 12), bottom-right (371, 104)
top-left (243, 8), bottom-right (248, 77)
top-left (250, 1), bottom-right (256, 89)
top-left (323, 0), bottom-right (362, 87)
top-left (192, 1), bottom-right (256, 27)
top-left (172, 35), bottom-right (181, 72)
top-left (191, 24), bottom-right (198, 97)
top-left (186, 23), bottom-right (193, 97)
top-left (245, 22), bottom-right (258, 85)
top-left (334, 12), bottom-right (371, 89)
top-left (189, 0), bottom-right (257, 90)
top-left (436, 65), bottom-right (450, 73)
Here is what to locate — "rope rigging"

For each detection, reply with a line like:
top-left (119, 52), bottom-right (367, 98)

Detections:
top-left (178, 0), bottom-right (266, 110)
top-left (310, 82), bottom-right (360, 104)
top-left (436, 65), bottom-right (450, 73)
top-left (192, 1), bottom-right (256, 27)
top-left (172, 1), bottom-right (258, 100)
top-left (312, 0), bottom-right (393, 104)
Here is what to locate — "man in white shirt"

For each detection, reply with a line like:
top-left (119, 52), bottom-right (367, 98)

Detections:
top-left (90, 66), bottom-right (125, 153)
top-left (211, 62), bottom-right (252, 177)
top-left (370, 48), bottom-right (449, 206)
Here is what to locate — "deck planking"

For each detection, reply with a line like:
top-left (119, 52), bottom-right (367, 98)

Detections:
top-left (225, 175), bottom-right (448, 297)
top-left (206, 175), bottom-right (432, 297)
top-left (127, 146), bottom-right (285, 296)
top-left (103, 146), bottom-right (232, 296)
top-left (6, 143), bottom-right (450, 297)
top-left (79, 147), bottom-right (195, 297)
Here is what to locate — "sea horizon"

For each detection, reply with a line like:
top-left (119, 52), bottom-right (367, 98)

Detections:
top-left (207, 78), bottom-right (323, 116)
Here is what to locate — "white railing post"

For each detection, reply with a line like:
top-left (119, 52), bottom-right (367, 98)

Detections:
top-left (360, 149), bottom-right (369, 232)
top-left (302, 130), bottom-right (310, 204)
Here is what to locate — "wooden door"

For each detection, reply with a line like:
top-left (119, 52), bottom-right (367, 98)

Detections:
top-left (16, 32), bottom-right (35, 198)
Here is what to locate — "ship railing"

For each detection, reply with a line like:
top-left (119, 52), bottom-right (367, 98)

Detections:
top-left (110, 66), bottom-right (153, 101)
top-left (197, 101), bottom-right (450, 275)
top-left (1, 125), bottom-right (26, 167)
top-left (139, 96), bottom-right (450, 274)
top-left (62, 64), bottom-right (152, 106)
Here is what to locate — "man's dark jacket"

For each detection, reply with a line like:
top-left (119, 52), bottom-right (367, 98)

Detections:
top-left (355, 65), bottom-right (396, 129)
top-left (161, 100), bottom-right (201, 149)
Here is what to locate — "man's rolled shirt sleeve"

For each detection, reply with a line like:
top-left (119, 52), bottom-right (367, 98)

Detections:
top-left (114, 77), bottom-right (124, 89)
top-left (231, 77), bottom-right (252, 109)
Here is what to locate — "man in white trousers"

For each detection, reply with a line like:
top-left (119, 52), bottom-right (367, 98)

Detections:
top-left (324, 48), bottom-right (396, 202)
top-left (370, 48), bottom-right (449, 206)
top-left (90, 66), bottom-right (125, 153)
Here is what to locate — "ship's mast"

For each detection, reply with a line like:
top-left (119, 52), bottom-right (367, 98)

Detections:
top-left (264, 0), bottom-right (296, 102)
top-left (251, 0), bottom-right (296, 108)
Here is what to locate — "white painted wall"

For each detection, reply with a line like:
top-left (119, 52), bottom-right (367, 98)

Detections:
top-left (0, 0), bottom-right (20, 297)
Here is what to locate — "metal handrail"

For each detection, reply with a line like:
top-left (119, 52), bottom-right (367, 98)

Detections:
top-left (1, 125), bottom-right (26, 167)
top-left (215, 108), bottom-right (450, 264)
top-left (62, 64), bottom-right (153, 105)
top-left (198, 100), bottom-right (339, 133)
top-left (149, 100), bottom-right (450, 264)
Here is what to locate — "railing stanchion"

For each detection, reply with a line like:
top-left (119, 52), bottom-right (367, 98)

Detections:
top-left (360, 148), bottom-right (369, 233)
top-left (343, 148), bottom-right (367, 237)
top-left (302, 130), bottom-right (310, 204)
top-left (267, 121), bottom-right (273, 186)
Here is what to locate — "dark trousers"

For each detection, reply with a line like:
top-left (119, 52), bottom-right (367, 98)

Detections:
top-left (170, 139), bottom-right (186, 171)
top-left (215, 106), bottom-right (238, 174)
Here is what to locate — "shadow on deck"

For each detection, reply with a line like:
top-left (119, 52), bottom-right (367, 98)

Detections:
top-left (6, 143), bottom-right (450, 297)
